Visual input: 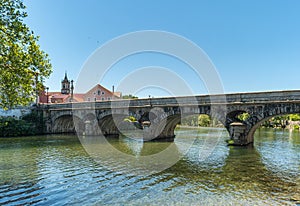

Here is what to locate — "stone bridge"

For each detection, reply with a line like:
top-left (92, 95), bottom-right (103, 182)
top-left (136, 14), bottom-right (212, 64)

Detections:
top-left (41, 90), bottom-right (300, 145)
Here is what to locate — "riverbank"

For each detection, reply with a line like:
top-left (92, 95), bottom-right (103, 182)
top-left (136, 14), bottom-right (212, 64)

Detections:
top-left (178, 123), bottom-right (300, 131)
top-left (0, 110), bottom-right (44, 137)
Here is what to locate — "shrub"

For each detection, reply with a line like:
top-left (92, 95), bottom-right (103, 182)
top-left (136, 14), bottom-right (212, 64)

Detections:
top-left (0, 110), bottom-right (43, 137)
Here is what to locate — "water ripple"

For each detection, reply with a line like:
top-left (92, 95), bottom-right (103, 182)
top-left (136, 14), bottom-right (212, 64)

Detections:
top-left (0, 129), bottom-right (299, 205)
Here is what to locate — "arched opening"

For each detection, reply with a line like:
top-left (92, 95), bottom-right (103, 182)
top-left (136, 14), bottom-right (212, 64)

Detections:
top-left (179, 114), bottom-right (224, 128)
top-left (228, 112), bottom-right (300, 146)
top-left (97, 113), bottom-right (147, 141)
top-left (98, 114), bottom-right (126, 137)
top-left (153, 114), bottom-right (226, 141)
top-left (252, 113), bottom-right (300, 137)
top-left (53, 115), bottom-right (84, 134)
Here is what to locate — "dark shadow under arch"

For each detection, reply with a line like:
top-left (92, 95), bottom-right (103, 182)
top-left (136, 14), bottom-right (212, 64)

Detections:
top-left (53, 115), bottom-right (84, 134)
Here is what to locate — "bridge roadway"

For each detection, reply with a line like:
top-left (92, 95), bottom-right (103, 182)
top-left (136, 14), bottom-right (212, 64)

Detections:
top-left (41, 90), bottom-right (300, 146)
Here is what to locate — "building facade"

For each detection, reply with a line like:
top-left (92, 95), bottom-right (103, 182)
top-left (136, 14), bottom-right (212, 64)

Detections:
top-left (83, 84), bottom-right (121, 102)
top-left (39, 73), bottom-right (121, 104)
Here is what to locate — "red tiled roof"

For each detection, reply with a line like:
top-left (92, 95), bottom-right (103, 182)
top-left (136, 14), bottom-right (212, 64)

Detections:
top-left (40, 84), bottom-right (122, 104)
top-left (51, 94), bottom-right (69, 99)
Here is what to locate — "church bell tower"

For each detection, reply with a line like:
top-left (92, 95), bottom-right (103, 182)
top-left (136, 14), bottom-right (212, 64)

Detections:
top-left (61, 72), bottom-right (70, 94)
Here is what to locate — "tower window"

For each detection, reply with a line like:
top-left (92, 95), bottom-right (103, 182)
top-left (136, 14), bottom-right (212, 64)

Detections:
top-left (98, 90), bottom-right (101, 95)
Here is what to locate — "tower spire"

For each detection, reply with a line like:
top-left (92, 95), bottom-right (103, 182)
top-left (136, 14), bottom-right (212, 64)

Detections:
top-left (64, 71), bottom-right (68, 80)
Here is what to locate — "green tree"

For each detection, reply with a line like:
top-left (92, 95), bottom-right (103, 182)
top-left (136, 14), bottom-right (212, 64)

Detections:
top-left (237, 112), bottom-right (250, 121)
top-left (198, 114), bottom-right (211, 127)
top-left (122, 94), bottom-right (138, 99)
top-left (289, 114), bottom-right (300, 121)
top-left (0, 0), bottom-right (52, 109)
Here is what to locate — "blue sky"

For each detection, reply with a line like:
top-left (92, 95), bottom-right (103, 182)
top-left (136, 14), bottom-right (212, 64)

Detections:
top-left (24, 0), bottom-right (300, 97)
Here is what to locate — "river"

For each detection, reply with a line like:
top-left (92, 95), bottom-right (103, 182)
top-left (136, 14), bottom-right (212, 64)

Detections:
top-left (0, 128), bottom-right (299, 205)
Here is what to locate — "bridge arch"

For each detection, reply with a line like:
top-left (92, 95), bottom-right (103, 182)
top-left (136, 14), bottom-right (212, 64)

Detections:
top-left (247, 112), bottom-right (299, 143)
top-left (52, 114), bottom-right (85, 134)
top-left (51, 110), bottom-right (73, 124)
top-left (227, 103), bottom-right (300, 145)
top-left (143, 110), bottom-right (226, 141)
top-left (98, 114), bottom-right (128, 136)
top-left (96, 108), bottom-right (140, 136)
top-left (157, 114), bottom-right (181, 140)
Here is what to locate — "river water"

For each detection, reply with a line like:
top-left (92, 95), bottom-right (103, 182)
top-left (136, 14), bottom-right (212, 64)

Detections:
top-left (0, 128), bottom-right (299, 205)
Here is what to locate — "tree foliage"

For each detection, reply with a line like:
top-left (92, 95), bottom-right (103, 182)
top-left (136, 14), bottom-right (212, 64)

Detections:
top-left (289, 114), bottom-right (300, 121)
top-left (180, 114), bottom-right (222, 127)
top-left (237, 112), bottom-right (250, 121)
top-left (122, 94), bottom-right (138, 99)
top-left (198, 114), bottom-right (211, 127)
top-left (0, 0), bottom-right (52, 109)
top-left (261, 114), bottom-right (295, 128)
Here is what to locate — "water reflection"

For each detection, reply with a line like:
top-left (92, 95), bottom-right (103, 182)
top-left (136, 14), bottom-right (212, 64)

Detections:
top-left (0, 128), bottom-right (299, 205)
top-left (78, 134), bottom-right (183, 175)
top-left (255, 129), bottom-right (300, 179)
top-left (119, 137), bottom-right (144, 156)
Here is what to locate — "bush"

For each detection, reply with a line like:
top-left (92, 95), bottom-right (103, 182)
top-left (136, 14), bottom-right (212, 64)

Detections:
top-left (0, 110), bottom-right (43, 137)
top-left (198, 114), bottom-right (211, 127)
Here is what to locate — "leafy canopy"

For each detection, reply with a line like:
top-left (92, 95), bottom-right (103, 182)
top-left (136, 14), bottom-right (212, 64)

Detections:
top-left (0, 0), bottom-right (52, 109)
top-left (122, 94), bottom-right (138, 99)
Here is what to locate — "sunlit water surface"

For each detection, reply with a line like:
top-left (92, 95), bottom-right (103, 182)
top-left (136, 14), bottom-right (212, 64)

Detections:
top-left (0, 128), bottom-right (299, 205)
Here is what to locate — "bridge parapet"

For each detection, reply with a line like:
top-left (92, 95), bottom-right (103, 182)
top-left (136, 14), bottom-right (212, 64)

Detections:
top-left (224, 90), bottom-right (300, 103)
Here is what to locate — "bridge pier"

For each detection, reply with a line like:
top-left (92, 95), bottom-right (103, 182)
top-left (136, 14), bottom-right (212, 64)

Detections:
top-left (228, 122), bottom-right (252, 145)
top-left (45, 119), bottom-right (52, 134)
top-left (84, 120), bottom-right (102, 136)
top-left (84, 120), bottom-right (93, 135)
